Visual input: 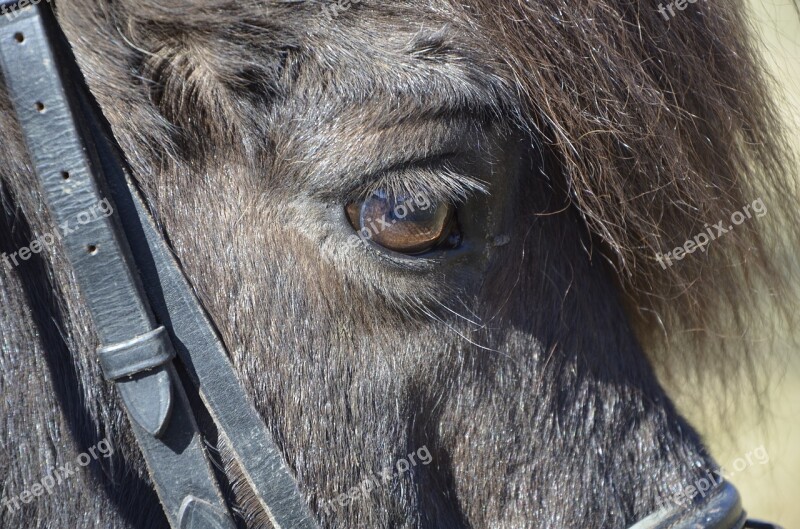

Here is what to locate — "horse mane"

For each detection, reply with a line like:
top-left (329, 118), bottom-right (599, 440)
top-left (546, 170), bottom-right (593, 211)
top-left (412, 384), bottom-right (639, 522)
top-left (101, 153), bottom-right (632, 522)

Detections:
top-left (465, 0), bottom-right (800, 402)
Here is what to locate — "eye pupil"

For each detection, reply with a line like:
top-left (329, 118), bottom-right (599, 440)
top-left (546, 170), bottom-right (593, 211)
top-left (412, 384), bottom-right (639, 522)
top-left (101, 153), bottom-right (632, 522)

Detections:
top-left (345, 191), bottom-right (460, 254)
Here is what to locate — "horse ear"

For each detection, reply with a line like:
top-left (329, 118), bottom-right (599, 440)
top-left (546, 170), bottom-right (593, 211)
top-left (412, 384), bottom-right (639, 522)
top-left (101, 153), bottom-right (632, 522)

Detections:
top-left (138, 42), bottom-right (293, 158)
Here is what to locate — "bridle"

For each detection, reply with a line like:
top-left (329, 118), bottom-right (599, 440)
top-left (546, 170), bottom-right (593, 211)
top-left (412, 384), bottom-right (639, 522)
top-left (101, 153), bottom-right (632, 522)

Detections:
top-left (0, 4), bottom-right (315, 529)
top-left (0, 2), bottom-right (784, 529)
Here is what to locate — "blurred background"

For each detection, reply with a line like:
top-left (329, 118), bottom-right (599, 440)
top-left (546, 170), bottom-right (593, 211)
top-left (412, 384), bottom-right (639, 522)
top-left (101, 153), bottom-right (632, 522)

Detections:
top-left (675, 1), bottom-right (800, 525)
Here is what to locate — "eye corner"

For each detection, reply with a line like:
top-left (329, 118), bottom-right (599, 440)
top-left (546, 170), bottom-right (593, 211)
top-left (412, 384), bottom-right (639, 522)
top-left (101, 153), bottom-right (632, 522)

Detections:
top-left (345, 201), bottom-right (361, 228)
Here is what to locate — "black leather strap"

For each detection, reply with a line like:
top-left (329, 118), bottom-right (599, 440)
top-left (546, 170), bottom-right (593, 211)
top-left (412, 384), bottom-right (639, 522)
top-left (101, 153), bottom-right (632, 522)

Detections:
top-left (744, 521), bottom-right (785, 529)
top-left (0, 4), bottom-right (236, 529)
top-left (0, 2), bottom-right (319, 528)
top-left (84, 28), bottom-right (321, 529)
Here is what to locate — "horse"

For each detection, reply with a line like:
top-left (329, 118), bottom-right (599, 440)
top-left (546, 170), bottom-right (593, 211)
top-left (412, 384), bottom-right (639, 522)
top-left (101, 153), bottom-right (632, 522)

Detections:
top-left (0, 0), bottom-right (796, 527)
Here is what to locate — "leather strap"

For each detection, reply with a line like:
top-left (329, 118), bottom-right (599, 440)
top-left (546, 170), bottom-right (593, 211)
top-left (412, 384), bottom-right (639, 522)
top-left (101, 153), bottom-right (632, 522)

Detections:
top-left (82, 28), bottom-right (322, 529)
top-left (0, 4), bottom-right (238, 529)
top-left (0, 2), bottom-right (319, 528)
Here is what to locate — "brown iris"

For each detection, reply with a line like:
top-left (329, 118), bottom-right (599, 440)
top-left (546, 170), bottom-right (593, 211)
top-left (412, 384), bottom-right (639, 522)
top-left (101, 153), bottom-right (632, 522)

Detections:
top-left (345, 190), bottom-right (461, 254)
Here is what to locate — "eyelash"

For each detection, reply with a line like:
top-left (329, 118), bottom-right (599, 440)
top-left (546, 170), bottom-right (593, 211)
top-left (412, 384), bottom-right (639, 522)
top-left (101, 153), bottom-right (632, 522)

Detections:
top-left (349, 164), bottom-right (487, 207)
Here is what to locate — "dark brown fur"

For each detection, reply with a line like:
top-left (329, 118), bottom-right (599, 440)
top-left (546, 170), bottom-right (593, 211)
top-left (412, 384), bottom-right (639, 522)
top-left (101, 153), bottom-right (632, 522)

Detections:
top-left (1, 0), bottom-right (797, 528)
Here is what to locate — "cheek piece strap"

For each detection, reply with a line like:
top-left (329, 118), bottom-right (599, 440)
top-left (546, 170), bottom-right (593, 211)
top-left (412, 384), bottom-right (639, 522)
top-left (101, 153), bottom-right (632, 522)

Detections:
top-left (0, 3), bottom-right (319, 529)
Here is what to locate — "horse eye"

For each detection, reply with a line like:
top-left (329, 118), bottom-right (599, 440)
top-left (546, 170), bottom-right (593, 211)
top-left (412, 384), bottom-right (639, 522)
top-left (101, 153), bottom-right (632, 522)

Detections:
top-left (345, 190), bottom-right (462, 254)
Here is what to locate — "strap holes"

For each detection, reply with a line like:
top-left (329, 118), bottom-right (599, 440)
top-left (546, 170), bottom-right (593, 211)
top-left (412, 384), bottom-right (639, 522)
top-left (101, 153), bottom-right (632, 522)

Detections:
top-left (34, 101), bottom-right (45, 112)
top-left (61, 171), bottom-right (70, 180)
top-left (13, 33), bottom-right (24, 43)
top-left (87, 244), bottom-right (98, 255)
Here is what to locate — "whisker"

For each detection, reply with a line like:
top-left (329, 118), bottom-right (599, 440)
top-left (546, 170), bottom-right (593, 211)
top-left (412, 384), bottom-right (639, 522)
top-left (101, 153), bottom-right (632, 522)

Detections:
top-left (416, 302), bottom-right (509, 358)
top-left (432, 297), bottom-right (484, 328)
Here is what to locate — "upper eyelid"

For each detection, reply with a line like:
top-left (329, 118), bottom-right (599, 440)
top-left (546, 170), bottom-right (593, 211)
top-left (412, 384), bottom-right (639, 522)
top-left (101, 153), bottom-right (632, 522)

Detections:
top-left (346, 154), bottom-right (456, 201)
top-left (350, 161), bottom-right (489, 205)
top-left (304, 115), bottom-right (496, 201)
